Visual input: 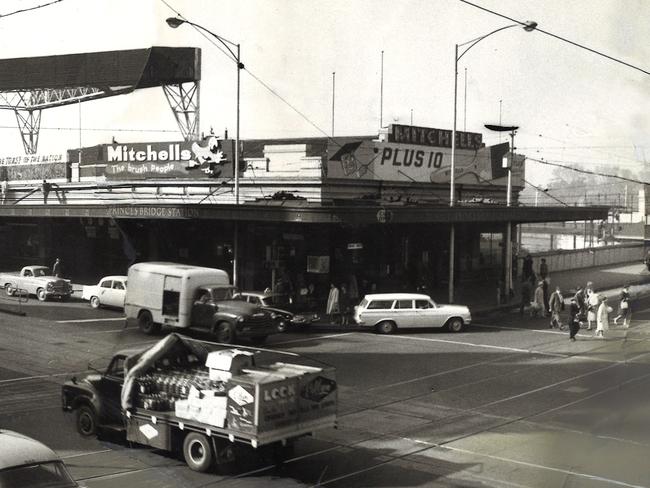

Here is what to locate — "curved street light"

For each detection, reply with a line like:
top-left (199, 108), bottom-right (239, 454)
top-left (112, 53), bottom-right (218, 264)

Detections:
top-left (167, 16), bottom-right (245, 287)
top-left (448, 21), bottom-right (536, 303)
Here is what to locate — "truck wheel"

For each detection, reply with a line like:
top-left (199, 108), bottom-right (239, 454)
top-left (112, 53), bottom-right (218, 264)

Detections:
top-left (183, 432), bottom-right (214, 472)
top-left (375, 320), bottom-right (396, 334)
top-left (214, 322), bottom-right (236, 344)
top-left (138, 311), bottom-right (161, 335)
top-left (5, 284), bottom-right (15, 296)
top-left (36, 288), bottom-right (48, 302)
top-left (446, 318), bottom-right (464, 333)
top-left (76, 405), bottom-right (98, 437)
top-left (90, 296), bottom-right (101, 309)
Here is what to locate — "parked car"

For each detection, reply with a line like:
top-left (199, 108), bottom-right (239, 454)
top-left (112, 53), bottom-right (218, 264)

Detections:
top-left (0, 429), bottom-right (82, 487)
top-left (236, 291), bottom-right (315, 332)
top-left (0, 265), bottom-right (72, 301)
top-left (353, 293), bottom-right (471, 334)
top-left (81, 275), bottom-right (127, 309)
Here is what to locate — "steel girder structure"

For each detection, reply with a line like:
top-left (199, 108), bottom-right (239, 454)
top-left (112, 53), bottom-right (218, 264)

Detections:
top-left (162, 81), bottom-right (200, 141)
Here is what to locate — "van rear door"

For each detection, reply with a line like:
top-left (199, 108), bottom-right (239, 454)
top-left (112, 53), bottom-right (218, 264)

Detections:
top-left (162, 275), bottom-right (181, 325)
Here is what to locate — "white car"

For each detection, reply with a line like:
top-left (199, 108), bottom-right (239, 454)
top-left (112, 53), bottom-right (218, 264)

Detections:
top-left (82, 275), bottom-right (127, 309)
top-left (0, 429), bottom-right (82, 487)
top-left (353, 293), bottom-right (471, 334)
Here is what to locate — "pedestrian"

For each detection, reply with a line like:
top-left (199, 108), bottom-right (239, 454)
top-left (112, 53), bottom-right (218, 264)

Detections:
top-left (568, 296), bottom-right (580, 341)
top-left (530, 281), bottom-right (545, 317)
top-left (539, 258), bottom-right (549, 281)
top-left (519, 276), bottom-right (532, 316)
top-left (586, 287), bottom-right (599, 330)
top-left (326, 283), bottom-right (340, 324)
top-left (596, 295), bottom-right (612, 338)
top-left (548, 285), bottom-right (564, 329)
top-left (522, 254), bottom-right (534, 280)
top-left (573, 285), bottom-right (586, 326)
top-left (52, 257), bottom-right (62, 278)
top-left (339, 283), bottom-right (349, 326)
top-left (613, 285), bottom-right (631, 328)
top-left (542, 278), bottom-right (550, 315)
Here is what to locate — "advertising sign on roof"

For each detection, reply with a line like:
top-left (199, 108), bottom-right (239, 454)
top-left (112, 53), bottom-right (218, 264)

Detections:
top-left (75, 136), bottom-right (235, 180)
top-left (388, 124), bottom-right (483, 150)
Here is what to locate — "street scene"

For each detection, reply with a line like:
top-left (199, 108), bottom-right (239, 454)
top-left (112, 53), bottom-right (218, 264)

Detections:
top-left (1, 1), bottom-right (650, 487)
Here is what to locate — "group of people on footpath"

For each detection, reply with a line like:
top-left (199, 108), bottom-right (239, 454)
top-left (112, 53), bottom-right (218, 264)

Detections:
top-left (520, 254), bottom-right (631, 341)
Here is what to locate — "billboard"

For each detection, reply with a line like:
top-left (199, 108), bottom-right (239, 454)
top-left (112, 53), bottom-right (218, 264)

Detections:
top-left (72, 136), bottom-right (236, 180)
top-left (0, 153), bottom-right (67, 182)
top-left (327, 139), bottom-right (524, 188)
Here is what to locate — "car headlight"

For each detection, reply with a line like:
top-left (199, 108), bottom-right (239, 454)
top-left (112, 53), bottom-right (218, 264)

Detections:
top-left (237, 316), bottom-right (245, 323)
top-left (270, 312), bottom-right (278, 320)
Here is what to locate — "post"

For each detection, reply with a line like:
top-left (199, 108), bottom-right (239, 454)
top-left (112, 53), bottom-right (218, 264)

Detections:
top-left (332, 71), bottom-right (336, 136)
top-left (449, 44), bottom-right (459, 303)
top-left (233, 43), bottom-right (241, 288)
top-left (380, 51), bottom-right (384, 129)
top-left (504, 131), bottom-right (514, 299)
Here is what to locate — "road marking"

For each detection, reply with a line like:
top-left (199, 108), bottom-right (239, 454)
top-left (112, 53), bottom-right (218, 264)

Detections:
top-left (0, 371), bottom-right (84, 384)
top-left (274, 332), bottom-right (354, 345)
top-left (61, 449), bottom-right (112, 459)
top-left (56, 317), bottom-right (124, 323)
top-left (384, 334), bottom-right (568, 357)
top-left (472, 323), bottom-right (567, 335)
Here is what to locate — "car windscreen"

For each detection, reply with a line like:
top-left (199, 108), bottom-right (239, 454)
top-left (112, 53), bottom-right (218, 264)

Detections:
top-left (0, 461), bottom-right (78, 487)
top-left (211, 287), bottom-right (237, 300)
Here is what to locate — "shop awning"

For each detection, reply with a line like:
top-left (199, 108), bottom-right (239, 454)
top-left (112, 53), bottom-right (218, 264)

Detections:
top-left (0, 202), bottom-right (609, 224)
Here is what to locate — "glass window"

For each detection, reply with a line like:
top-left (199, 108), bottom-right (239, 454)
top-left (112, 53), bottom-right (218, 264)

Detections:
top-left (24, 269), bottom-right (33, 277)
top-left (112, 281), bottom-right (125, 290)
top-left (396, 299), bottom-right (414, 309)
top-left (367, 300), bottom-right (395, 310)
top-left (415, 299), bottom-right (432, 309)
top-left (106, 356), bottom-right (125, 378)
top-left (100, 280), bottom-right (112, 289)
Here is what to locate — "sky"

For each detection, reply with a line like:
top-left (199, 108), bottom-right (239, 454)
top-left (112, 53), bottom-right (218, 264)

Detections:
top-left (0, 0), bottom-right (648, 192)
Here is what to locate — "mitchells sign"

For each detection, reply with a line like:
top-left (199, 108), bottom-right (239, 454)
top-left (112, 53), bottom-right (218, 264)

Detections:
top-left (73, 136), bottom-right (235, 180)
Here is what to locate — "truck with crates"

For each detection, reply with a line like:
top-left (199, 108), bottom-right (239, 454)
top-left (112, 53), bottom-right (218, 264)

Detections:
top-left (61, 334), bottom-right (337, 472)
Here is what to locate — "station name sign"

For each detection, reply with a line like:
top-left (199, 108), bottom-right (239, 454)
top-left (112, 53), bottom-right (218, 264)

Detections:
top-left (388, 124), bottom-right (482, 150)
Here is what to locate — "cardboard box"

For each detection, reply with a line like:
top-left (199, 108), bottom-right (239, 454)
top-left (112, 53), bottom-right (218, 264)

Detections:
top-left (206, 349), bottom-right (254, 375)
top-left (174, 399), bottom-right (191, 419)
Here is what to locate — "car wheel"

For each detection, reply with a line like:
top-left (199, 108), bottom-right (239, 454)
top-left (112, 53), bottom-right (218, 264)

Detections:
top-left (214, 322), bottom-right (236, 344)
top-left (446, 317), bottom-right (464, 333)
top-left (90, 296), bottom-right (101, 309)
top-left (5, 284), bottom-right (15, 296)
top-left (138, 310), bottom-right (160, 335)
top-left (76, 404), bottom-right (98, 437)
top-left (375, 320), bottom-right (396, 334)
top-left (183, 432), bottom-right (214, 472)
top-left (36, 288), bottom-right (47, 302)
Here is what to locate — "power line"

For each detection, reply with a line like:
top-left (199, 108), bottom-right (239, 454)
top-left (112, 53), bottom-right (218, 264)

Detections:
top-left (459, 0), bottom-right (650, 76)
top-left (0, 0), bottom-right (63, 19)
top-left (527, 156), bottom-right (650, 186)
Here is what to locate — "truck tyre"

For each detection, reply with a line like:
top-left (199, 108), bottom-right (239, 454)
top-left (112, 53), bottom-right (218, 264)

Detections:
top-left (446, 317), bottom-right (464, 333)
top-left (375, 320), bottom-right (396, 334)
top-left (5, 284), bottom-right (15, 296)
top-left (183, 432), bottom-right (214, 472)
top-left (36, 288), bottom-right (48, 302)
top-left (138, 310), bottom-right (161, 335)
top-left (76, 404), bottom-right (98, 437)
top-left (90, 296), bottom-right (101, 309)
top-left (214, 322), bottom-right (236, 344)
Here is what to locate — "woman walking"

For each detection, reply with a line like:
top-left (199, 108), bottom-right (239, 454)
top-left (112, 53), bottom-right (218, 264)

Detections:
top-left (596, 295), bottom-right (612, 339)
top-left (326, 283), bottom-right (340, 325)
top-left (586, 287), bottom-right (600, 330)
top-left (613, 285), bottom-right (631, 328)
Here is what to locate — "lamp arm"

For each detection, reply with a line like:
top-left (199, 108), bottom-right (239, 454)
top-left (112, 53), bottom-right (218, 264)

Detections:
top-left (182, 19), bottom-right (239, 62)
top-left (457, 24), bottom-right (519, 61)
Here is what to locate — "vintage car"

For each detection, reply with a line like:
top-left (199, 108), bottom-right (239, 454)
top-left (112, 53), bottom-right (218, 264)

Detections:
top-left (353, 293), bottom-right (472, 334)
top-left (0, 265), bottom-right (72, 301)
top-left (236, 290), bottom-right (314, 332)
top-left (0, 429), bottom-right (82, 487)
top-left (81, 275), bottom-right (127, 309)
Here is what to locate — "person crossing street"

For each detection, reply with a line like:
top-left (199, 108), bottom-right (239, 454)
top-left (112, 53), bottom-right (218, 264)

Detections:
top-left (548, 285), bottom-right (564, 329)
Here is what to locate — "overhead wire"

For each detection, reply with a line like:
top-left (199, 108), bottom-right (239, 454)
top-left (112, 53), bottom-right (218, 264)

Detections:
top-left (459, 0), bottom-right (650, 77)
top-left (0, 0), bottom-right (63, 19)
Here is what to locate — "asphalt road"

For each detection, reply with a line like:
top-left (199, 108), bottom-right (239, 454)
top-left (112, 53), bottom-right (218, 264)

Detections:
top-left (1, 293), bottom-right (650, 487)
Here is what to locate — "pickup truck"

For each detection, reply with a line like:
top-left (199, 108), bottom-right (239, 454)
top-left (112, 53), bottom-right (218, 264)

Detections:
top-left (61, 334), bottom-right (337, 473)
top-left (0, 265), bottom-right (72, 301)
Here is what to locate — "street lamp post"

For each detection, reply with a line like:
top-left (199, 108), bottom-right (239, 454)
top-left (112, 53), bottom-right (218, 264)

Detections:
top-left (448, 21), bottom-right (536, 303)
top-left (167, 17), bottom-right (244, 287)
top-left (485, 124), bottom-right (519, 300)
